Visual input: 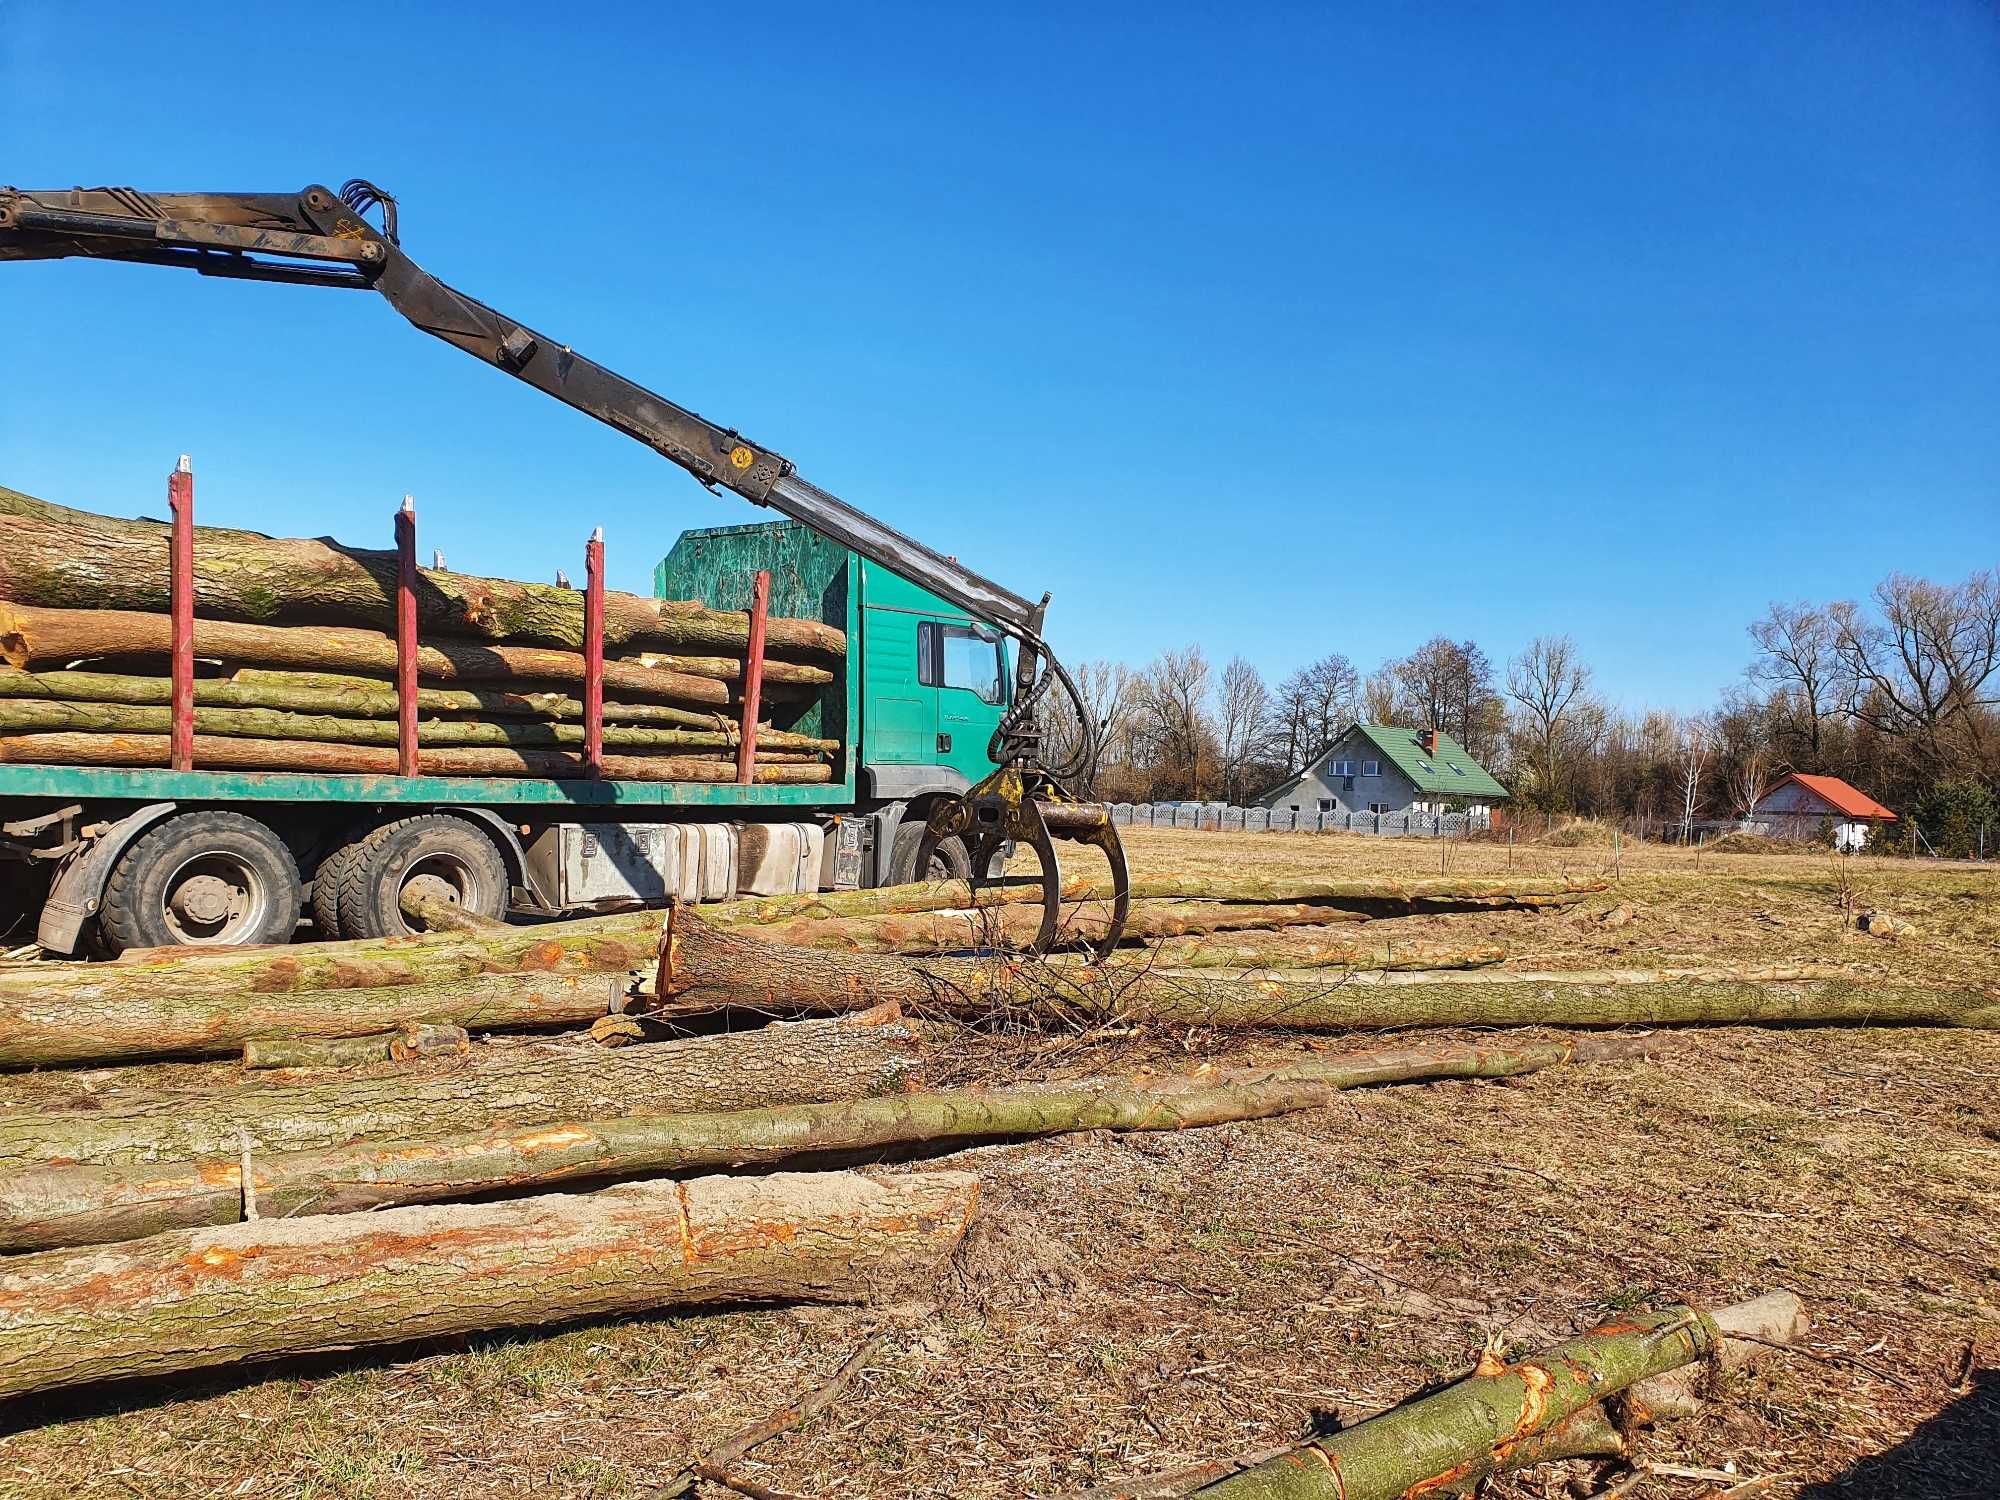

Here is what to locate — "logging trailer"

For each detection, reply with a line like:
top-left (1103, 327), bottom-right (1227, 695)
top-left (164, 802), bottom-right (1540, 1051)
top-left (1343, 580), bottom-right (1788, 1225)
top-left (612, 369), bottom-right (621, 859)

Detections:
top-left (0, 180), bottom-right (1129, 957)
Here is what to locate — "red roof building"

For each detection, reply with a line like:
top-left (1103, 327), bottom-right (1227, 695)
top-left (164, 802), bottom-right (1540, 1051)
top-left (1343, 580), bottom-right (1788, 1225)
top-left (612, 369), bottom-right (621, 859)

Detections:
top-left (1749, 774), bottom-right (1897, 849)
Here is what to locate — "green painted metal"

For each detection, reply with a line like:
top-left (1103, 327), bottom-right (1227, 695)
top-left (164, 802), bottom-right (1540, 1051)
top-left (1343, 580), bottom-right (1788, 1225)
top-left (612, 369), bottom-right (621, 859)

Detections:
top-left (0, 764), bottom-right (838, 807)
top-left (854, 557), bottom-right (1008, 780)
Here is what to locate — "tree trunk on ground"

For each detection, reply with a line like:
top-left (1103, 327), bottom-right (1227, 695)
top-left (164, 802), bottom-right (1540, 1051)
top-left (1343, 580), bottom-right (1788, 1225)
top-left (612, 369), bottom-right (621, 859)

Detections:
top-left (0, 732), bottom-right (831, 783)
top-left (241, 1022), bottom-right (470, 1069)
top-left (0, 696), bottom-right (833, 755)
top-left (749, 901), bottom-right (1374, 955)
top-left (0, 1036), bottom-right (1638, 1250)
top-left (0, 1008), bottom-right (921, 1168)
top-left (1135, 938), bottom-right (1506, 972)
top-left (0, 604), bottom-right (810, 707)
top-left (651, 908), bottom-right (2000, 1031)
top-left (0, 513), bottom-right (847, 657)
top-left (0, 968), bottom-right (648, 1069)
top-left (1189, 1305), bottom-right (1724, 1499)
top-left (0, 667), bottom-right (830, 743)
top-left (0, 1169), bottom-right (975, 1398)
top-left (704, 875), bottom-right (1607, 928)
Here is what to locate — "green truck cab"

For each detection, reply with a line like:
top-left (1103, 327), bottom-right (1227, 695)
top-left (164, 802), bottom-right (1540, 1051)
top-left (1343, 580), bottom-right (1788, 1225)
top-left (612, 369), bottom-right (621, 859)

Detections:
top-left (0, 520), bottom-right (1008, 956)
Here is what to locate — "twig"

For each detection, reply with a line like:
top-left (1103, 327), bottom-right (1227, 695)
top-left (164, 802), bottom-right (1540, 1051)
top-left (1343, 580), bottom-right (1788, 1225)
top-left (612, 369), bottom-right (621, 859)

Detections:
top-left (1588, 1466), bottom-right (1654, 1499)
top-left (1723, 1330), bottom-right (1920, 1392)
top-left (652, 1332), bottom-right (892, 1499)
top-left (1051, 1443), bottom-right (1298, 1499)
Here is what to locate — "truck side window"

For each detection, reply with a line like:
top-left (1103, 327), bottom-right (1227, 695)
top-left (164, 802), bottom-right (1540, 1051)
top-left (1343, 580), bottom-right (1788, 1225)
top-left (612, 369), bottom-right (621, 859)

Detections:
top-left (919, 622), bottom-right (1005, 704)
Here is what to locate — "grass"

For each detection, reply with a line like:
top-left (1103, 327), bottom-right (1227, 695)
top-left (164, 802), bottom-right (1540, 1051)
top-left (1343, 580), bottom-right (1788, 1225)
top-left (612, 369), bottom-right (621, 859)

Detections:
top-left (0, 829), bottom-right (1994, 1497)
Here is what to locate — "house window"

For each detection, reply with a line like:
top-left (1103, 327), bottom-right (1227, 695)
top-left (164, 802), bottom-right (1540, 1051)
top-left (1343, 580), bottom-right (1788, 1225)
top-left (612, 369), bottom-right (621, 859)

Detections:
top-left (1368, 801), bottom-right (1389, 814)
top-left (1362, 760), bottom-right (1379, 776)
top-left (1330, 759), bottom-right (1354, 777)
top-left (918, 622), bottom-right (1005, 704)
top-left (1288, 804), bottom-right (1300, 812)
top-left (1450, 764), bottom-right (1467, 776)
top-left (1318, 798), bottom-right (1333, 812)
top-left (1415, 759), bottom-right (1434, 773)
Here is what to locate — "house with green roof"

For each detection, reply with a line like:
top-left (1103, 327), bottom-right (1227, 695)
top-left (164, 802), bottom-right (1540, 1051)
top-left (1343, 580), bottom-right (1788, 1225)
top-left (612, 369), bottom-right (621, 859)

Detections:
top-left (1253, 724), bottom-right (1509, 821)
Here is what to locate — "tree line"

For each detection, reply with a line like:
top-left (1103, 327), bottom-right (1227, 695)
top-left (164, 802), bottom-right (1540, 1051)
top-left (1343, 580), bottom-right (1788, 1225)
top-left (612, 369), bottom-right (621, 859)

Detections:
top-left (1044, 565), bottom-right (1998, 853)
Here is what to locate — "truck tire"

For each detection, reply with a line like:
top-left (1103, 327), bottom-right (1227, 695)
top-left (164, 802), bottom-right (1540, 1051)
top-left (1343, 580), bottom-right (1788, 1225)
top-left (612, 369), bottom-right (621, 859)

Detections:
top-left (336, 814), bottom-right (509, 939)
top-left (308, 832), bottom-right (377, 941)
top-left (97, 811), bottom-right (303, 955)
top-left (886, 819), bottom-right (973, 886)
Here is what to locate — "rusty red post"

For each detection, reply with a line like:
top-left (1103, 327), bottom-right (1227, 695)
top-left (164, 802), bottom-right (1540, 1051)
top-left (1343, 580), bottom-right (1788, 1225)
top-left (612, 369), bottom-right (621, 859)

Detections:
top-left (394, 495), bottom-right (419, 777)
top-left (167, 455), bottom-right (195, 772)
top-left (736, 569), bottom-right (771, 784)
top-left (584, 527), bottom-right (606, 778)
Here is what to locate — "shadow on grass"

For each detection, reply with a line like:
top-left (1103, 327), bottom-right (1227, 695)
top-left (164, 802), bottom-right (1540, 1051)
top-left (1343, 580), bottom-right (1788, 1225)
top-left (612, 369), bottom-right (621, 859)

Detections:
top-left (1799, 1367), bottom-right (1998, 1499)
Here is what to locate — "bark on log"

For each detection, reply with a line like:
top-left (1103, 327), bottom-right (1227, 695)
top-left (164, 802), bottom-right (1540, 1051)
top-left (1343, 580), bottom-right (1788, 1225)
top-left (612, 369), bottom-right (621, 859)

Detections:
top-left (608, 651), bottom-right (832, 685)
top-left (241, 1023), bottom-right (471, 1069)
top-left (0, 512), bottom-right (847, 657)
top-left (1135, 939), bottom-right (1507, 972)
top-left (0, 667), bottom-right (830, 744)
top-left (704, 875), bottom-right (1607, 928)
top-left (0, 1037), bottom-right (1635, 1249)
top-left (0, 1169), bottom-right (976, 1398)
top-left (746, 901), bottom-right (1375, 956)
top-left (0, 968), bottom-right (639, 1068)
top-left (1188, 1305), bottom-right (1723, 1499)
top-left (0, 604), bottom-right (796, 708)
top-left (397, 887), bottom-right (510, 934)
top-left (651, 908), bottom-right (2000, 1031)
top-left (0, 1009), bottom-right (922, 1164)
top-left (0, 732), bottom-right (832, 783)
top-left (0, 695), bottom-right (834, 755)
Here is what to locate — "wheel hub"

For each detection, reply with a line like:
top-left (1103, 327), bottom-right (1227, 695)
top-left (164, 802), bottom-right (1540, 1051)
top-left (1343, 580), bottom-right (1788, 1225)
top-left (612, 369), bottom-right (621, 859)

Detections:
top-left (171, 873), bottom-right (236, 927)
top-left (401, 871), bottom-right (462, 907)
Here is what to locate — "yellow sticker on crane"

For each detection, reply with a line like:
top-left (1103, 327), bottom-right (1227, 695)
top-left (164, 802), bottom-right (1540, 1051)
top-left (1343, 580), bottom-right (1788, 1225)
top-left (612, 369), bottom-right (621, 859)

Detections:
top-left (729, 446), bottom-right (755, 470)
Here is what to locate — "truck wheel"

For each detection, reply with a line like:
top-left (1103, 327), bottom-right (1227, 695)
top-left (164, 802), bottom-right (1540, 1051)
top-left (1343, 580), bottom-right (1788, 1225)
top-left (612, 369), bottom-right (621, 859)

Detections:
top-left (98, 811), bottom-right (303, 955)
top-left (337, 815), bottom-right (509, 939)
top-left (887, 819), bottom-right (973, 885)
top-left (308, 832), bottom-right (376, 941)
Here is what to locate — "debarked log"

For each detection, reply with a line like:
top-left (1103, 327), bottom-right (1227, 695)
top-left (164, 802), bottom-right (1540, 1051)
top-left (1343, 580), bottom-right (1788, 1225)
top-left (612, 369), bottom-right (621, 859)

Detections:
top-left (746, 900), bottom-right (1373, 955)
top-left (0, 1169), bottom-right (976, 1398)
top-left (0, 512), bottom-right (847, 657)
top-left (0, 695), bottom-right (835, 755)
top-left (0, 1008), bottom-right (922, 1166)
top-left (0, 732), bottom-right (832, 783)
top-left (0, 604), bottom-right (799, 708)
top-left (0, 1037), bottom-right (1640, 1249)
top-left (652, 908), bottom-right (2000, 1031)
top-left (1189, 1305), bottom-right (1723, 1499)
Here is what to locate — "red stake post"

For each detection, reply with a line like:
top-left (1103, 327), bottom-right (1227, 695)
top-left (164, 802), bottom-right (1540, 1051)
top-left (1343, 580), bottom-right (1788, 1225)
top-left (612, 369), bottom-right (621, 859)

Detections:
top-left (584, 528), bottom-right (606, 778)
top-left (167, 455), bottom-right (195, 773)
top-left (736, 569), bottom-right (771, 784)
top-left (394, 496), bottom-right (419, 777)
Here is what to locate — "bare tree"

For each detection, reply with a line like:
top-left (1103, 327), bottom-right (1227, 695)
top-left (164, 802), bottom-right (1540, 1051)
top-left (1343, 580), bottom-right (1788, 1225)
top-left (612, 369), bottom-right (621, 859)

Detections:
top-left (1748, 602), bottom-right (1848, 760)
top-left (1131, 645), bottom-right (1216, 800)
top-left (1505, 636), bottom-right (1596, 812)
top-left (1362, 665), bottom-right (1398, 726)
top-left (1216, 656), bottom-right (1275, 803)
top-left (1676, 714), bottom-right (1714, 843)
top-left (1273, 653), bottom-right (1359, 773)
top-left (1038, 659), bottom-right (1135, 798)
top-left (1831, 569), bottom-right (2000, 776)
top-left (1391, 638), bottom-right (1503, 757)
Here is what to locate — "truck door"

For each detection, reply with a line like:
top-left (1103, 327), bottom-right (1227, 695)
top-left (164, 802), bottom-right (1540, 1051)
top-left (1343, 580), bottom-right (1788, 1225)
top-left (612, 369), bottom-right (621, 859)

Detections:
top-left (921, 618), bottom-right (1007, 784)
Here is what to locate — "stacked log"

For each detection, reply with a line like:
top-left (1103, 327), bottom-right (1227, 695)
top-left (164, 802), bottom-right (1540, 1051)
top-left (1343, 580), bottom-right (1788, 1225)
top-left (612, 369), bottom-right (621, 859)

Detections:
top-left (0, 491), bottom-right (845, 783)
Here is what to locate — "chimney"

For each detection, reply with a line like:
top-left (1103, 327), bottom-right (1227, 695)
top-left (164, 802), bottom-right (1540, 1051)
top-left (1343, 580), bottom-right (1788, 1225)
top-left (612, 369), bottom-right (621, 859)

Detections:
top-left (1422, 727), bottom-right (1439, 756)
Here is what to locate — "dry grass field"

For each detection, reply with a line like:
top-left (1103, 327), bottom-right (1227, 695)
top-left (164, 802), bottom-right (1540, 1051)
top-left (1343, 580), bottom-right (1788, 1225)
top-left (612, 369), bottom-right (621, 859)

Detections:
top-left (1, 826), bottom-right (1995, 1498)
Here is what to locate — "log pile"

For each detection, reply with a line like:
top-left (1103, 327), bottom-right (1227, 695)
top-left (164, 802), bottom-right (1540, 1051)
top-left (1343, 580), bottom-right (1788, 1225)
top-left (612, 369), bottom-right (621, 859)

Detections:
top-left (0, 489), bottom-right (844, 782)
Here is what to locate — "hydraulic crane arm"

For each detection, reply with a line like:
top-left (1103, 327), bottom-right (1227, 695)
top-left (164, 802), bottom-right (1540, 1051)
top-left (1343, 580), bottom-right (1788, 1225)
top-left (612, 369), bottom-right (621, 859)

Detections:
top-left (0, 181), bottom-right (1044, 640)
top-left (1, 177), bottom-right (1130, 950)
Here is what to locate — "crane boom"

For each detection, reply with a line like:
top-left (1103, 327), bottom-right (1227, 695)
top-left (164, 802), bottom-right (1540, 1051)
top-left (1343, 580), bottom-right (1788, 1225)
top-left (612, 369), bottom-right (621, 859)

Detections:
top-left (0, 181), bottom-right (1045, 639)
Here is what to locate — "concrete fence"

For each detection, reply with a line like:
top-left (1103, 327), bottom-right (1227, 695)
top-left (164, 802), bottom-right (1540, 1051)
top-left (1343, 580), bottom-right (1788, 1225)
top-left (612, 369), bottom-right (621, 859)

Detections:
top-left (1110, 803), bottom-right (1492, 838)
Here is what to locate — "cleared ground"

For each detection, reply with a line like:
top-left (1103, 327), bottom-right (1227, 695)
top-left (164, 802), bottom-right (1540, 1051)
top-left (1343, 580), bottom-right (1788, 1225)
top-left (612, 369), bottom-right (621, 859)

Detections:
top-left (1, 827), bottom-right (1995, 1498)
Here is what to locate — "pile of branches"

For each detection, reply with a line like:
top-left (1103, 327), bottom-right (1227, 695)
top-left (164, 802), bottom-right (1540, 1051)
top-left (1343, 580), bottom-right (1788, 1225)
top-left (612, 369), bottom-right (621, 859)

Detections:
top-left (0, 486), bottom-right (842, 782)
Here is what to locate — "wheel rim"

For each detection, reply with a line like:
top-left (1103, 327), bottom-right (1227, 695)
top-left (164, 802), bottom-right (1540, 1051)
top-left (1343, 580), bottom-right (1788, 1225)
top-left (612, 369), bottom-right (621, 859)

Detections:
top-left (398, 852), bottom-right (486, 926)
top-left (162, 852), bottom-right (272, 945)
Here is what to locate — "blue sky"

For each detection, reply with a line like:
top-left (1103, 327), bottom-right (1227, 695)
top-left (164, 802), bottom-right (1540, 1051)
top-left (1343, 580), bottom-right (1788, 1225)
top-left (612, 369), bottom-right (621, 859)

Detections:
top-left (3, 3), bottom-right (1994, 713)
